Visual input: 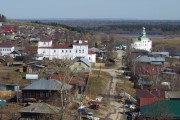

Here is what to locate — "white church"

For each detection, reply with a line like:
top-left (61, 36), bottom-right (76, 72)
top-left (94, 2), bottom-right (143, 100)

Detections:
top-left (131, 27), bottom-right (152, 52)
top-left (36, 39), bottom-right (96, 63)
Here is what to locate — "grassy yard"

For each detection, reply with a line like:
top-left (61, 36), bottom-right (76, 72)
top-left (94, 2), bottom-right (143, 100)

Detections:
top-left (85, 70), bottom-right (110, 99)
top-left (116, 74), bottom-right (136, 97)
top-left (0, 70), bottom-right (30, 86)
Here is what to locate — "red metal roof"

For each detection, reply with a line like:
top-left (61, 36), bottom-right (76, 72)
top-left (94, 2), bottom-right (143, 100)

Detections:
top-left (40, 38), bottom-right (52, 42)
top-left (38, 44), bottom-right (73, 49)
top-left (0, 42), bottom-right (14, 47)
top-left (3, 27), bottom-right (14, 32)
top-left (52, 44), bottom-right (72, 49)
top-left (140, 98), bottom-right (164, 106)
top-left (88, 50), bottom-right (95, 54)
top-left (136, 88), bottom-right (165, 99)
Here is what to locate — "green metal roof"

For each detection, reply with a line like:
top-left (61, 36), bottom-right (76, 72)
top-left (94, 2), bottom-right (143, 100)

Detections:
top-left (140, 100), bottom-right (180, 118)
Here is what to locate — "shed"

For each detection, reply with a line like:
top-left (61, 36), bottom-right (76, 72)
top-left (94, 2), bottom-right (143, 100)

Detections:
top-left (26, 74), bottom-right (38, 80)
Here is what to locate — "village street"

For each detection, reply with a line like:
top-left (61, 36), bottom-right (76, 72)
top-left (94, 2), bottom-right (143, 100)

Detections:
top-left (93, 50), bottom-right (125, 120)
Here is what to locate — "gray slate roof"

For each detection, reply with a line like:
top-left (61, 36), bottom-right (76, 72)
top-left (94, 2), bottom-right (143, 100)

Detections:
top-left (136, 55), bottom-right (165, 63)
top-left (89, 47), bottom-right (104, 53)
top-left (23, 79), bottom-right (72, 91)
top-left (165, 91), bottom-right (180, 99)
top-left (73, 57), bottom-right (91, 67)
top-left (18, 103), bottom-right (61, 114)
top-left (150, 52), bottom-right (169, 57)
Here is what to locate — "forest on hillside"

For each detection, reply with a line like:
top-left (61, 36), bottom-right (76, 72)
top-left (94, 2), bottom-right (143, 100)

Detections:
top-left (30, 20), bottom-right (180, 35)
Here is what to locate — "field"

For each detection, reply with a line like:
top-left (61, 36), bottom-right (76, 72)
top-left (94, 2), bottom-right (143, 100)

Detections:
top-left (85, 71), bottom-right (110, 99)
top-left (152, 38), bottom-right (180, 51)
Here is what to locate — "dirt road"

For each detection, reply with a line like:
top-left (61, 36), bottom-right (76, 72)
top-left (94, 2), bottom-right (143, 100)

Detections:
top-left (93, 50), bottom-right (126, 120)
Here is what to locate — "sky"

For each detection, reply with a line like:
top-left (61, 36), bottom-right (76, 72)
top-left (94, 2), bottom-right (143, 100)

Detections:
top-left (0, 0), bottom-right (180, 20)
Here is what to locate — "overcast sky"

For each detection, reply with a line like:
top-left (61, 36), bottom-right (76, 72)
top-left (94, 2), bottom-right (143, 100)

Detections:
top-left (1, 0), bottom-right (180, 20)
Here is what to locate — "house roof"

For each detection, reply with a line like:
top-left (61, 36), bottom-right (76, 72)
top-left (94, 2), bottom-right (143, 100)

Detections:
top-left (18, 103), bottom-right (61, 114)
top-left (140, 97), bottom-right (164, 106)
top-left (23, 79), bottom-right (72, 91)
top-left (88, 50), bottom-right (95, 54)
top-left (136, 55), bottom-right (165, 63)
top-left (140, 100), bottom-right (180, 118)
top-left (10, 50), bottom-right (21, 55)
top-left (165, 91), bottom-right (180, 99)
top-left (136, 88), bottom-right (165, 99)
top-left (0, 100), bottom-right (6, 107)
top-left (3, 27), bottom-right (14, 32)
top-left (38, 44), bottom-right (73, 49)
top-left (150, 52), bottom-right (169, 56)
top-left (40, 38), bottom-right (52, 42)
top-left (89, 47), bottom-right (104, 53)
top-left (52, 44), bottom-right (73, 49)
top-left (0, 42), bottom-right (14, 48)
top-left (73, 57), bottom-right (91, 67)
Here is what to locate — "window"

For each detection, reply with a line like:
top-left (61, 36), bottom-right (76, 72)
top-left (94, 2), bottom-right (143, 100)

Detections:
top-left (43, 42), bottom-right (46, 45)
top-left (76, 50), bottom-right (77, 53)
top-left (40, 92), bottom-right (44, 97)
top-left (89, 57), bottom-right (91, 60)
top-left (45, 92), bottom-right (49, 97)
top-left (66, 50), bottom-right (67, 53)
top-left (79, 63), bottom-right (81, 65)
top-left (70, 50), bottom-right (71, 53)
top-left (79, 50), bottom-right (81, 53)
top-left (43, 50), bottom-right (45, 53)
top-left (62, 50), bottom-right (64, 53)
top-left (54, 50), bottom-right (56, 53)
top-left (82, 50), bottom-right (84, 53)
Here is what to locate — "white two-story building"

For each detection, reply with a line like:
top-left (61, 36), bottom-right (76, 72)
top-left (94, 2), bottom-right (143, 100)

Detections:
top-left (0, 43), bottom-right (15, 56)
top-left (131, 27), bottom-right (152, 52)
top-left (36, 39), bottom-right (96, 63)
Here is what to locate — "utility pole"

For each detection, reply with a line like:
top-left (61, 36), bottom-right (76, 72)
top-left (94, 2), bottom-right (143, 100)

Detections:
top-left (123, 77), bottom-right (126, 120)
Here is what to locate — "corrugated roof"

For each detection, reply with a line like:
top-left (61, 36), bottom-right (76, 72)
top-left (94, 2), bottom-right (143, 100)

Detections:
top-left (136, 55), bottom-right (165, 63)
top-left (73, 57), bottom-right (91, 67)
top-left (23, 79), bottom-right (72, 91)
top-left (140, 98), bottom-right (164, 106)
top-left (165, 91), bottom-right (180, 99)
top-left (0, 42), bottom-right (14, 47)
top-left (140, 100), bottom-right (180, 118)
top-left (18, 103), bottom-right (61, 114)
top-left (136, 88), bottom-right (165, 99)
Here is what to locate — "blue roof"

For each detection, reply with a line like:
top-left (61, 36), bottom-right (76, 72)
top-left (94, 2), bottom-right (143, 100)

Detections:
top-left (23, 79), bottom-right (72, 91)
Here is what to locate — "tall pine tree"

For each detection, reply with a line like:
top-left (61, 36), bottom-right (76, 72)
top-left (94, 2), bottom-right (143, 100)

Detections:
top-left (0, 14), bottom-right (7, 22)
